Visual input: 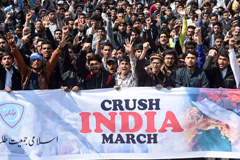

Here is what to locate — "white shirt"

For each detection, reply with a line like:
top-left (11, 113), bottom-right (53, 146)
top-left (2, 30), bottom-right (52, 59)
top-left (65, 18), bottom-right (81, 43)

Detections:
top-left (221, 68), bottom-right (228, 79)
top-left (5, 68), bottom-right (13, 88)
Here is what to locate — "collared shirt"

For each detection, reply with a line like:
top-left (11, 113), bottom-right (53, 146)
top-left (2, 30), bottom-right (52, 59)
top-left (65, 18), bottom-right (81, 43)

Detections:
top-left (5, 68), bottom-right (13, 88)
top-left (221, 68), bottom-right (228, 79)
top-left (102, 58), bottom-right (108, 71)
top-left (49, 23), bottom-right (57, 36)
top-left (116, 57), bottom-right (137, 87)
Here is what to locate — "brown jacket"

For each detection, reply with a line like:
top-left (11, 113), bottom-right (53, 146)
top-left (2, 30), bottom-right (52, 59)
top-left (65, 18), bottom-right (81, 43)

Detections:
top-left (10, 44), bottom-right (61, 90)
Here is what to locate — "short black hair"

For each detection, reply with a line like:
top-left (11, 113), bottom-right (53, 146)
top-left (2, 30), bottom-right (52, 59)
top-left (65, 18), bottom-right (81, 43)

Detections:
top-left (89, 54), bottom-right (102, 63)
top-left (186, 50), bottom-right (198, 58)
top-left (214, 34), bottom-right (224, 41)
top-left (47, 9), bottom-right (55, 15)
top-left (120, 55), bottom-right (130, 63)
top-left (218, 49), bottom-right (229, 60)
top-left (1, 52), bottom-right (14, 60)
top-left (65, 18), bottom-right (74, 25)
top-left (131, 27), bottom-right (141, 35)
top-left (178, 54), bottom-right (186, 59)
top-left (134, 43), bottom-right (143, 52)
top-left (163, 49), bottom-right (176, 57)
top-left (213, 21), bottom-right (222, 28)
top-left (41, 40), bottom-right (53, 48)
top-left (15, 23), bottom-right (23, 29)
top-left (102, 42), bottom-right (112, 50)
top-left (210, 13), bottom-right (218, 19)
top-left (54, 29), bottom-right (62, 34)
top-left (185, 41), bottom-right (197, 49)
top-left (188, 25), bottom-right (196, 30)
top-left (159, 31), bottom-right (169, 39)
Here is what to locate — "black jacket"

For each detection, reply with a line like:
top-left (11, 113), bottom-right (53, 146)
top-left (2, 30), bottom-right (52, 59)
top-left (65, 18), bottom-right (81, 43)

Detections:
top-left (136, 59), bottom-right (165, 87)
top-left (76, 50), bottom-right (115, 90)
top-left (114, 31), bottom-right (130, 48)
top-left (58, 45), bottom-right (82, 89)
top-left (203, 56), bottom-right (236, 89)
top-left (0, 66), bottom-right (22, 90)
top-left (83, 68), bottom-right (115, 90)
top-left (175, 66), bottom-right (209, 88)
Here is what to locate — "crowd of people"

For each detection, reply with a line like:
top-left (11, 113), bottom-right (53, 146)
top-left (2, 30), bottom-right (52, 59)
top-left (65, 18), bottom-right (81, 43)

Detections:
top-left (0, 0), bottom-right (240, 92)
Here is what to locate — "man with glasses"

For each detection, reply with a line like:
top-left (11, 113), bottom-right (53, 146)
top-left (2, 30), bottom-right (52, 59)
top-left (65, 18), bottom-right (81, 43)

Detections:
top-left (161, 49), bottom-right (178, 87)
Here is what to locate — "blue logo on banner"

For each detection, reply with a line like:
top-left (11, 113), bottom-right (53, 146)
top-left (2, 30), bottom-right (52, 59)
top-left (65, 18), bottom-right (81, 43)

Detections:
top-left (0, 102), bottom-right (26, 130)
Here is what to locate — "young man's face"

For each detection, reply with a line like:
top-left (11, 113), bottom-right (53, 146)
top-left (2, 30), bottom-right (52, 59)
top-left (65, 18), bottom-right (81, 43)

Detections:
top-left (218, 55), bottom-right (229, 70)
top-left (165, 9), bottom-right (171, 16)
top-left (54, 31), bottom-right (62, 41)
top-left (135, 49), bottom-right (142, 58)
top-left (41, 44), bottom-right (52, 59)
top-left (117, 50), bottom-right (125, 59)
top-left (30, 59), bottom-right (42, 69)
top-left (86, 52), bottom-right (94, 61)
top-left (223, 13), bottom-right (229, 20)
top-left (126, 7), bottom-right (131, 14)
top-left (107, 61), bottom-right (118, 74)
top-left (68, 20), bottom-right (74, 29)
top-left (35, 21), bottom-right (43, 31)
top-left (210, 16), bottom-right (217, 24)
top-left (178, 58), bottom-right (186, 68)
top-left (118, 24), bottom-right (126, 33)
top-left (1, 55), bottom-right (13, 70)
top-left (101, 46), bottom-right (112, 59)
top-left (90, 60), bottom-right (101, 74)
top-left (233, 27), bottom-right (240, 38)
top-left (97, 29), bottom-right (105, 38)
top-left (159, 33), bottom-right (167, 45)
top-left (187, 28), bottom-right (194, 39)
top-left (65, 12), bottom-right (71, 19)
top-left (68, 48), bottom-right (75, 60)
top-left (119, 60), bottom-right (130, 75)
top-left (0, 38), bottom-right (8, 50)
top-left (15, 28), bottom-right (23, 37)
top-left (214, 38), bottom-right (223, 49)
top-left (133, 21), bottom-right (142, 30)
top-left (151, 59), bottom-right (162, 73)
top-left (203, 14), bottom-right (208, 20)
top-left (164, 54), bottom-right (175, 68)
top-left (185, 54), bottom-right (197, 68)
top-left (131, 31), bottom-right (139, 40)
top-left (213, 25), bottom-right (221, 35)
top-left (48, 12), bottom-right (55, 21)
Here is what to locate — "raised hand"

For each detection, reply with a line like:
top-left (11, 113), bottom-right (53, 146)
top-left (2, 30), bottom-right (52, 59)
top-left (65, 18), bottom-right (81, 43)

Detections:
top-left (124, 39), bottom-right (133, 54)
top-left (82, 43), bottom-right (91, 51)
top-left (62, 26), bottom-right (69, 39)
top-left (21, 34), bottom-right (31, 46)
top-left (143, 42), bottom-right (150, 51)
top-left (178, 10), bottom-right (186, 18)
top-left (208, 49), bottom-right (218, 57)
top-left (26, 12), bottom-right (33, 21)
top-left (6, 12), bottom-right (11, 20)
top-left (195, 9), bottom-right (202, 15)
top-left (73, 34), bottom-right (80, 46)
top-left (229, 38), bottom-right (236, 50)
top-left (195, 27), bottom-right (201, 36)
top-left (42, 16), bottom-right (49, 28)
top-left (5, 32), bottom-right (14, 45)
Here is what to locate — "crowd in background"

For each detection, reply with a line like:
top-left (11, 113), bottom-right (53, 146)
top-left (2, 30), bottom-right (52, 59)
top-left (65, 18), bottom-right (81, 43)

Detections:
top-left (0, 0), bottom-right (239, 92)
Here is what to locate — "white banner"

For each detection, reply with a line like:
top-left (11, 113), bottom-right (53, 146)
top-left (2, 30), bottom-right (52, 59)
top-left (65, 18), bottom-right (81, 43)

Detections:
top-left (0, 87), bottom-right (240, 160)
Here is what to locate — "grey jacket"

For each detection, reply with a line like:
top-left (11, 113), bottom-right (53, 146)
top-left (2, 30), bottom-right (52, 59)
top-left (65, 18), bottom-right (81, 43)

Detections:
top-left (175, 67), bottom-right (209, 88)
